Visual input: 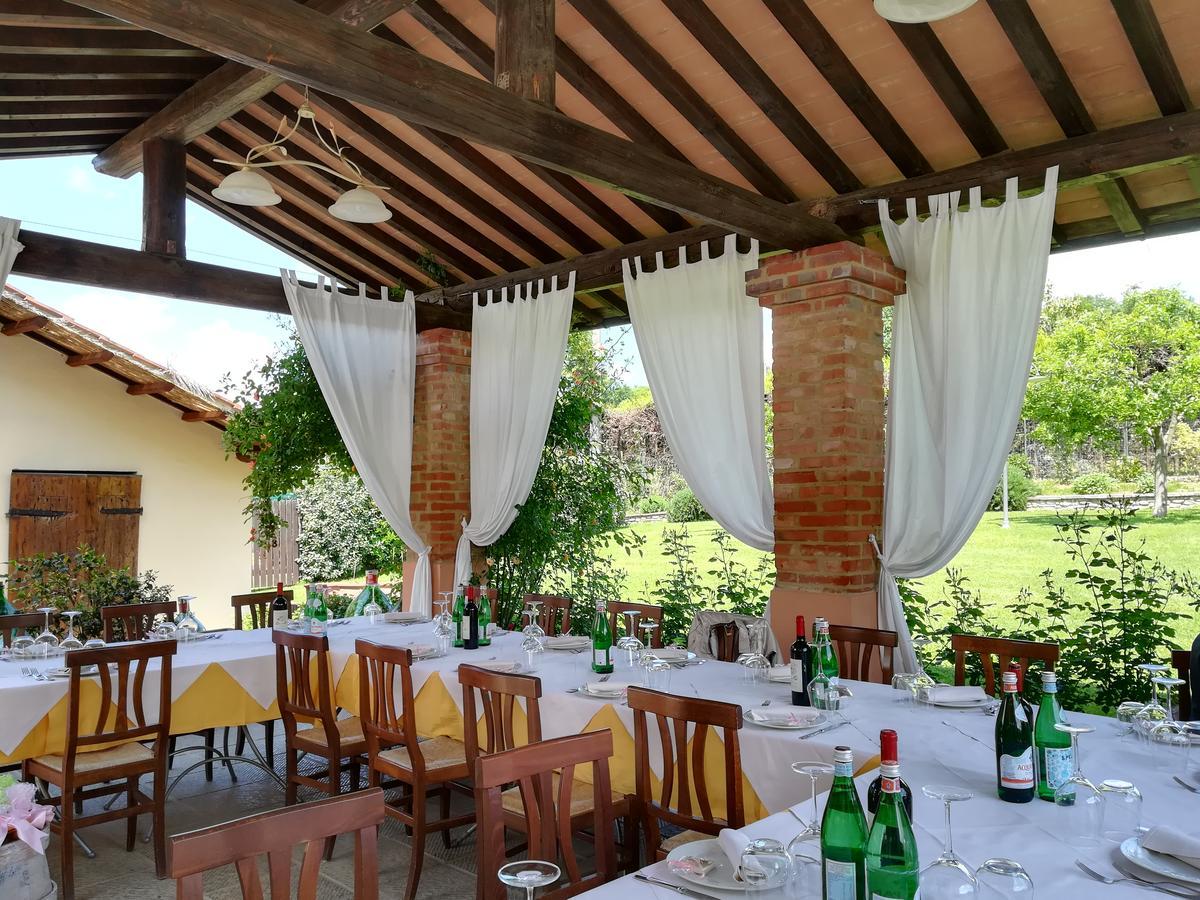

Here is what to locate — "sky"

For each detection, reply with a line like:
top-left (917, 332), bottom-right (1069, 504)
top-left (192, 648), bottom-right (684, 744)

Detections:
top-left (5, 153), bottom-right (1200, 391)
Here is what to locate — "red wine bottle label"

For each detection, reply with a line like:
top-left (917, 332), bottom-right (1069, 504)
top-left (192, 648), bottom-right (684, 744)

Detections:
top-left (1000, 750), bottom-right (1034, 789)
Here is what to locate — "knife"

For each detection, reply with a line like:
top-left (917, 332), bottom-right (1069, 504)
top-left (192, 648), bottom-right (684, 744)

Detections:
top-left (799, 719), bottom-right (847, 740)
top-left (633, 873), bottom-right (719, 899)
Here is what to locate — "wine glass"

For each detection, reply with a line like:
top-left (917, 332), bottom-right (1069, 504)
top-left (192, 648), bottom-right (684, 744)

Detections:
top-left (521, 633), bottom-right (544, 673)
top-left (920, 784), bottom-right (978, 899)
top-left (34, 607), bottom-right (59, 654)
top-left (362, 595), bottom-right (383, 625)
top-left (975, 858), bottom-right (1033, 898)
top-left (891, 671), bottom-right (916, 705)
top-left (11, 631), bottom-right (35, 659)
top-left (523, 600), bottom-right (546, 638)
top-left (787, 761), bottom-right (833, 895)
top-left (1053, 723), bottom-right (1104, 848)
top-left (638, 620), bottom-right (659, 654)
top-left (497, 860), bottom-right (559, 900)
top-left (433, 597), bottom-right (453, 657)
top-left (153, 620), bottom-right (177, 641)
top-left (738, 619), bottom-right (771, 684)
top-left (909, 634), bottom-right (937, 695)
top-left (617, 610), bottom-right (643, 665)
top-left (59, 611), bottom-right (84, 652)
top-left (82, 637), bottom-right (105, 651)
top-left (1133, 663), bottom-right (1171, 737)
top-left (1153, 675), bottom-right (1187, 722)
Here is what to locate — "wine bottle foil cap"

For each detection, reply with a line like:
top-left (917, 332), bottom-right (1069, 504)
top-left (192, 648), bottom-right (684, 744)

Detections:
top-left (833, 745), bottom-right (853, 763)
top-left (880, 762), bottom-right (900, 778)
top-left (1002, 672), bottom-right (1018, 686)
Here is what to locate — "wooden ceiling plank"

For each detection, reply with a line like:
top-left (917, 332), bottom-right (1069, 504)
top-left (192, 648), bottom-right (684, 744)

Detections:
top-left (658, 0), bottom-right (861, 194)
top-left (0, 54), bottom-right (219, 76)
top-left (1, 315), bottom-right (50, 336)
top-left (1111, 0), bottom-right (1191, 116)
top-left (0, 117), bottom-right (141, 136)
top-left (759, 0), bottom-right (932, 178)
top-left (0, 98), bottom-right (162, 118)
top-left (0, 0), bottom-right (128, 28)
top-left (564, 0), bottom-right (794, 202)
top-left (494, 0), bottom-right (555, 106)
top-left (0, 77), bottom-right (191, 99)
top-left (0, 25), bottom-right (207, 54)
top-left (0, 135), bottom-right (109, 153)
top-left (90, 0), bottom-right (420, 178)
top-left (888, 21), bottom-right (1008, 157)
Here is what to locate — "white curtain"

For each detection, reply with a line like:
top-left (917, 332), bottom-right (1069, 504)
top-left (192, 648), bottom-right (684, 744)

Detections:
top-left (1, 218), bottom-right (24, 286)
top-left (876, 168), bottom-right (1058, 671)
top-left (623, 234), bottom-right (773, 551)
top-left (453, 274), bottom-right (574, 588)
top-left (282, 273), bottom-right (434, 615)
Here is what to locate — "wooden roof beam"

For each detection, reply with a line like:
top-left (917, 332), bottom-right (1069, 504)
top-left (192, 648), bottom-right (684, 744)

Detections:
top-left (1, 315), bottom-right (50, 335)
top-left (90, 0), bottom-right (420, 178)
top-left (494, 0), bottom-right (554, 106)
top-left (126, 380), bottom-right (173, 395)
top-left (141, 137), bottom-right (185, 256)
top-left (66, 350), bottom-right (115, 366)
top-left (1111, 0), bottom-right (1192, 116)
top-left (181, 409), bottom-right (225, 422)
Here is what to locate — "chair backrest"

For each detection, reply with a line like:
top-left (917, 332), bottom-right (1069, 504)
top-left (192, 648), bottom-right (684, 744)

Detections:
top-left (951, 634), bottom-right (1059, 695)
top-left (355, 639), bottom-right (422, 766)
top-left (476, 731), bottom-right (617, 900)
top-left (232, 589), bottom-right (294, 630)
top-left (707, 621), bottom-right (741, 662)
top-left (170, 789), bottom-right (385, 900)
top-left (459, 664), bottom-right (542, 774)
top-left (63, 639), bottom-right (175, 771)
top-left (273, 629), bottom-right (342, 755)
top-left (0, 611), bottom-right (44, 647)
top-left (525, 593), bottom-right (572, 636)
top-left (1173, 647), bottom-right (1192, 721)
top-left (102, 600), bottom-right (177, 643)
top-left (626, 686), bottom-right (744, 848)
top-left (606, 601), bottom-right (664, 648)
top-left (829, 624), bottom-right (898, 684)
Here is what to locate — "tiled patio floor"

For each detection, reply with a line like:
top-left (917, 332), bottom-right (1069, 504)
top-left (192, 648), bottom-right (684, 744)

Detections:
top-left (40, 726), bottom-right (480, 899)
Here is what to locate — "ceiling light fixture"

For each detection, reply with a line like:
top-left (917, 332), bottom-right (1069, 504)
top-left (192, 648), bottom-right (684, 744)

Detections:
top-left (211, 89), bottom-right (391, 223)
top-left (873, 0), bottom-right (979, 23)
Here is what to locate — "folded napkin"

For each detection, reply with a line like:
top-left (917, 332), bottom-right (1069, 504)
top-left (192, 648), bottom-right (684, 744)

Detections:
top-left (383, 611), bottom-right (426, 623)
top-left (476, 660), bottom-right (520, 673)
top-left (718, 827), bottom-right (761, 877)
top-left (649, 647), bottom-right (689, 662)
top-left (766, 665), bottom-right (791, 682)
top-left (746, 707), bottom-right (823, 727)
top-left (544, 635), bottom-right (590, 649)
top-left (584, 681), bottom-right (631, 695)
top-left (401, 644), bottom-right (435, 659)
top-left (923, 685), bottom-right (990, 703)
top-left (1142, 826), bottom-right (1200, 869)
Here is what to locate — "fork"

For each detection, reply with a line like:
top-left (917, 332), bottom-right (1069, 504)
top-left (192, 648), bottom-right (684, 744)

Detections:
top-left (1077, 859), bottom-right (1197, 897)
top-left (1173, 775), bottom-right (1200, 794)
top-left (761, 699), bottom-right (772, 707)
top-left (598, 674), bottom-right (612, 683)
top-left (1115, 860), bottom-right (1200, 896)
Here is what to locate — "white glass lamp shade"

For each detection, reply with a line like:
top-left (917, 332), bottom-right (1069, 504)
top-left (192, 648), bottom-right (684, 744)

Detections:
top-left (329, 186), bottom-right (391, 223)
top-left (873, 0), bottom-right (978, 23)
top-left (211, 167), bottom-right (282, 207)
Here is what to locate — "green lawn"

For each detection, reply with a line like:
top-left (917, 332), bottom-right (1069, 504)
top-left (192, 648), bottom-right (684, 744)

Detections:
top-left (601, 510), bottom-right (1200, 634)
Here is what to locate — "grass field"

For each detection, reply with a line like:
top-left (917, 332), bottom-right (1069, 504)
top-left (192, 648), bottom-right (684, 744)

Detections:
top-left (600, 509), bottom-right (1200, 634)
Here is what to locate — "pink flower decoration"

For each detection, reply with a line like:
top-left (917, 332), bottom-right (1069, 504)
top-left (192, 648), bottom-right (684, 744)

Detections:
top-left (0, 781), bottom-right (53, 854)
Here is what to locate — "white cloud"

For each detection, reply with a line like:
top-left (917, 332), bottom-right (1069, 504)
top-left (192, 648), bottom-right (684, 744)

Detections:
top-left (167, 319), bottom-right (277, 391)
top-left (51, 289), bottom-right (173, 350)
top-left (65, 165), bottom-right (118, 200)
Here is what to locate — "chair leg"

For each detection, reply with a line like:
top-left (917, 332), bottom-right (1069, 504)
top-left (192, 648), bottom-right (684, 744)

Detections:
top-left (324, 757), bottom-right (342, 861)
top-left (203, 728), bottom-right (215, 781)
top-left (152, 785), bottom-right (167, 878)
top-left (60, 798), bottom-right (76, 900)
top-left (285, 748), bottom-right (298, 806)
top-left (404, 785), bottom-right (428, 900)
top-left (439, 785), bottom-right (452, 848)
top-left (264, 720), bottom-right (276, 768)
top-left (235, 724), bottom-right (246, 756)
top-left (621, 812), bottom-right (639, 873)
top-left (168, 735), bottom-right (176, 770)
top-left (125, 776), bottom-right (138, 852)
top-left (349, 756), bottom-right (361, 792)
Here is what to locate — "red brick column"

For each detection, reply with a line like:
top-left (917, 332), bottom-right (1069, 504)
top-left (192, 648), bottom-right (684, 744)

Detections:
top-left (746, 242), bottom-right (905, 646)
top-left (404, 327), bottom-right (472, 609)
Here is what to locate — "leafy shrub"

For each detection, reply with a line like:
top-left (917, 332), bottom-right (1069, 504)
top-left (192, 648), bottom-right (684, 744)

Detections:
top-left (989, 455), bottom-right (1037, 511)
top-left (634, 495), bottom-right (667, 514)
top-left (1071, 472), bottom-right (1117, 495)
top-left (1108, 457), bottom-right (1146, 482)
top-left (707, 529), bottom-right (772, 617)
top-left (1134, 473), bottom-right (1156, 495)
top-left (648, 526), bottom-right (704, 642)
top-left (296, 464), bottom-right (404, 581)
top-left (666, 487), bottom-right (709, 523)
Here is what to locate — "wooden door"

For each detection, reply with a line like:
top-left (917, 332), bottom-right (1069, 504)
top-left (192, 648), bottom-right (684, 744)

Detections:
top-left (8, 471), bottom-right (142, 572)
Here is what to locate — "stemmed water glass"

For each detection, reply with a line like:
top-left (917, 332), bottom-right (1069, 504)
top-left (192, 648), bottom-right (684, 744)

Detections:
top-left (1148, 677), bottom-right (1191, 768)
top-left (920, 784), bottom-right (978, 899)
top-left (497, 860), bottom-right (559, 899)
top-left (974, 858), bottom-right (1033, 897)
top-left (521, 632), bottom-right (544, 673)
top-left (59, 611), bottom-right (84, 652)
top-left (1053, 723), bottom-right (1104, 848)
top-left (638, 620), bottom-right (659, 656)
top-left (908, 634), bottom-right (937, 696)
top-left (1132, 663), bottom-right (1171, 736)
top-left (617, 610), bottom-right (643, 665)
top-left (34, 607), bottom-right (59, 655)
top-left (787, 761), bottom-right (833, 894)
top-left (433, 596), bottom-right (453, 656)
top-left (739, 619), bottom-right (771, 684)
top-left (523, 600), bottom-right (546, 638)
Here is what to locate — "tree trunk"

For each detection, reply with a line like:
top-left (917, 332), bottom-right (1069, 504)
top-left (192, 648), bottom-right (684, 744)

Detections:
top-left (1152, 423), bottom-right (1170, 518)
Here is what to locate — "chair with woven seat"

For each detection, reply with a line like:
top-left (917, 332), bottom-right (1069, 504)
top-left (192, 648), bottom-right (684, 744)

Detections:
top-left (626, 686), bottom-right (744, 861)
top-left (231, 588), bottom-right (294, 630)
top-left (951, 634), bottom-right (1059, 695)
top-left (525, 593), bottom-right (573, 636)
top-left (607, 600), bottom-right (664, 648)
top-left (0, 611), bottom-right (43, 647)
top-left (357, 639), bottom-right (474, 900)
top-left (477, 731), bottom-right (619, 900)
top-left (829, 624), bottom-right (898, 684)
top-left (459, 664), bottom-right (637, 873)
top-left (170, 789), bottom-right (385, 899)
top-left (24, 639), bottom-right (175, 900)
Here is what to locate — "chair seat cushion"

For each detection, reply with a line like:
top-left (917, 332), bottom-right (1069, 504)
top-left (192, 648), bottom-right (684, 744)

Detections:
top-left (34, 741), bottom-right (154, 775)
top-left (501, 772), bottom-right (625, 819)
top-left (659, 829), bottom-right (710, 854)
top-left (378, 735), bottom-right (466, 773)
top-left (295, 717), bottom-right (365, 753)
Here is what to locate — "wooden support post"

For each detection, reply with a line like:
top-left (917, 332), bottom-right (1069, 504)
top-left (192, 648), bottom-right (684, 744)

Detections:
top-left (141, 138), bottom-right (186, 256)
top-left (494, 0), bottom-right (555, 106)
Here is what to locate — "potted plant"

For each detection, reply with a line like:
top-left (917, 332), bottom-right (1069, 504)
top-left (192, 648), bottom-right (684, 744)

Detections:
top-left (0, 775), bottom-right (55, 899)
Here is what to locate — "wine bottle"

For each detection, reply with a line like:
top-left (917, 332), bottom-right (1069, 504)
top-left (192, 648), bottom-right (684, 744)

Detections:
top-left (821, 745), bottom-right (868, 900)
top-left (995, 671), bottom-right (1035, 803)
top-left (1034, 671), bottom-right (1072, 801)
top-left (790, 615), bottom-right (813, 707)
top-left (865, 760), bottom-right (919, 900)
top-left (478, 587), bottom-right (492, 647)
top-left (174, 596), bottom-right (205, 638)
top-left (866, 730), bottom-right (913, 825)
top-left (452, 584), bottom-right (466, 648)
top-left (464, 589), bottom-right (479, 650)
top-left (271, 581), bottom-right (289, 629)
top-left (590, 599), bottom-right (614, 674)
top-left (353, 569), bottom-right (391, 617)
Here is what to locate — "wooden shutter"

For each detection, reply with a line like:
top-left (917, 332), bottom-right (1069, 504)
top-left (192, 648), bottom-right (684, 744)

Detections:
top-left (8, 471), bottom-right (142, 572)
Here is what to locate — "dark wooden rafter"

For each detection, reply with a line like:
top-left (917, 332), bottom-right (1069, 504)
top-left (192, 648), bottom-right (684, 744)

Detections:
top-left (985, 0), bottom-right (1144, 235)
top-left (1110, 0), bottom-right (1191, 115)
top-left (0, 98), bottom-right (163, 118)
top-left (0, 0), bottom-right (126, 28)
top-left (887, 22), bottom-right (1008, 157)
top-left (0, 25), bottom-right (205, 54)
top-left (494, 0), bottom-right (554, 105)
top-left (0, 54), bottom-right (219, 76)
top-left (759, 0), bottom-right (931, 178)
top-left (141, 137), bottom-right (185, 255)
top-left (66, 350), bottom-right (115, 366)
top-left (0, 78), bottom-right (192, 100)
top-left (181, 409), bottom-right (224, 422)
top-left (564, 0), bottom-right (795, 201)
top-left (656, 0), bottom-right (861, 194)
top-left (1, 315), bottom-right (50, 335)
top-left (126, 380), bottom-right (173, 395)
top-left (90, 0), bottom-right (420, 178)
top-left (0, 118), bottom-right (144, 136)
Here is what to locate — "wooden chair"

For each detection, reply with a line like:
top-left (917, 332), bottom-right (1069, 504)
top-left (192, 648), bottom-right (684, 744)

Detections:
top-left (606, 601), bottom-right (664, 648)
top-left (951, 634), bottom-right (1059, 695)
top-left (357, 640), bottom-right (474, 900)
top-left (170, 789), bottom-right (385, 899)
top-left (1173, 648), bottom-right (1192, 720)
top-left (101, 600), bottom-right (177, 642)
top-left (459, 665), bottom-right (637, 873)
top-left (273, 628), bottom-right (367, 859)
top-left (24, 640), bottom-right (176, 900)
top-left (525, 593), bottom-right (573, 636)
top-left (231, 588), bottom-right (294, 630)
top-left (829, 624), bottom-right (898, 684)
top-left (477, 731), bottom-right (619, 900)
top-left (626, 687), bottom-right (744, 861)
top-left (0, 611), bottom-right (44, 647)
top-left (707, 621), bottom-right (741, 662)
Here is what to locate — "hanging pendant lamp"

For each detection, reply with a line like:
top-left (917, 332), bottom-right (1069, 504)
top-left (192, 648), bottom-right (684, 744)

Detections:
top-left (873, 0), bottom-right (978, 23)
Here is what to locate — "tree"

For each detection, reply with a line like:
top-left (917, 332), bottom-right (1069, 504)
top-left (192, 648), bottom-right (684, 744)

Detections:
top-left (1025, 288), bottom-right (1200, 516)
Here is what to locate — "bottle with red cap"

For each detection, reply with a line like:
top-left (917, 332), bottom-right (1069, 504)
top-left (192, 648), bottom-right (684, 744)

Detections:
top-left (866, 729), bottom-right (913, 826)
top-left (790, 615), bottom-right (813, 707)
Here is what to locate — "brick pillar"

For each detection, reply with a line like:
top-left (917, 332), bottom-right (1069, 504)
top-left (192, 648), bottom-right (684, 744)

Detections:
top-left (405, 327), bottom-right (472, 610)
top-left (746, 242), bottom-right (905, 647)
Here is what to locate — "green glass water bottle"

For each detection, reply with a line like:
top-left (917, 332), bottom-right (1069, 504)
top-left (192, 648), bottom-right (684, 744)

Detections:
top-left (817, 620), bottom-right (840, 687)
top-left (821, 745), bottom-right (868, 900)
top-left (590, 599), bottom-right (613, 674)
top-left (0, 578), bottom-right (14, 617)
top-left (865, 761), bottom-right (919, 899)
top-left (1034, 671), bottom-right (1072, 801)
top-left (478, 588), bottom-right (492, 647)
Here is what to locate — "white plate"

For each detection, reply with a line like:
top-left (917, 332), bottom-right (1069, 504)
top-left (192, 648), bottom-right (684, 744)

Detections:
top-left (923, 697), bottom-right (994, 709)
top-left (646, 648), bottom-right (694, 663)
top-left (665, 838), bottom-right (768, 892)
top-left (1121, 836), bottom-right (1200, 886)
top-left (744, 709), bottom-right (828, 730)
top-left (766, 666), bottom-right (791, 683)
top-left (578, 682), bottom-right (633, 699)
top-left (544, 636), bottom-right (591, 651)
